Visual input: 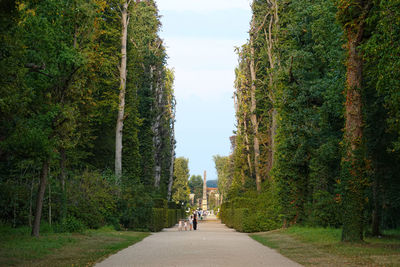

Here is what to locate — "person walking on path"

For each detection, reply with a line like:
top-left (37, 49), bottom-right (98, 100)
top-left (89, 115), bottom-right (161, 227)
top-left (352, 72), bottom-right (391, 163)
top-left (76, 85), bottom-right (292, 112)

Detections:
top-left (193, 213), bottom-right (198, 230)
top-left (189, 215), bottom-right (193, 231)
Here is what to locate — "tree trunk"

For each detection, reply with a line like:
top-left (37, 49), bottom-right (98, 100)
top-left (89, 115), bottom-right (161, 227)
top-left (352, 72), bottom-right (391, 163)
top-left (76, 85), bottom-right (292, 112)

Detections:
top-left (31, 159), bottom-right (49, 237)
top-left (234, 87), bottom-right (253, 180)
top-left (336, 0), bottom-right (372, 243)
top-left (250, 15), bottom-right (261, 192)
top-left (270, 108), bottom-right (277, 169)
top-left (243, 113), bottom-right (253, 179)
top-left (167, 132), bottom-right (175, 200)
top-left (167, 124), bottom-right (175, 200)
top-left (115, 1), bottom-right (130, 181)
top-left (167, 97), bottom-right (176, 200)
top-left (151, 67), bottom-right (163, 189)
top-left (341, 29), bottom-right (365, 242)
top-left (265, 0), bottom-right (279, 178)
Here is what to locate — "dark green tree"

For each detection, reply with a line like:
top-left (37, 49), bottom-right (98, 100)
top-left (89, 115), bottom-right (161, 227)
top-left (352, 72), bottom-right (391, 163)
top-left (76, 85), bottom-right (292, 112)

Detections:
top-left (189, 175), bottom-right (203, 205)
top-left (172, 157), bottom-right (190, 205)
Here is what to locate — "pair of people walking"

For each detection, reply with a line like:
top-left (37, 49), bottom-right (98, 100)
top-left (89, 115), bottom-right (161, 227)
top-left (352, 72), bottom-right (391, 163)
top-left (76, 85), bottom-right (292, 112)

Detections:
top-left (178, 213), bottom-right (198, 231)
top-left (186, 215), bottom-right (197, 230)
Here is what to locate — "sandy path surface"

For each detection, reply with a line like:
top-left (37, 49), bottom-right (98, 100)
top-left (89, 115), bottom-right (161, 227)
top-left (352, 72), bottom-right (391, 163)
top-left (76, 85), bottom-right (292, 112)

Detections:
top-left (95, 218), bottom-right (302, 267)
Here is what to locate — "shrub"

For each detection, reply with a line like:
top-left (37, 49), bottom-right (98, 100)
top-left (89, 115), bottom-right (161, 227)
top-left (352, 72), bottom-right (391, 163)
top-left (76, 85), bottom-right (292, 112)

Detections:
top-left (68, 171), bottom-right (117, 229)
top-left (55, 216), bottom-right (86, 233)
top-left (220, 186), bottom-right (281, 232)
top-left (233, 197), bottom-right (252, 208)
top-left (307, 190), bottom-right (341, 228)
top-left (119, 180), bottom-right (153, 230)
top-left (221, 202), bottom-right (235, 228)
top-left (119, 200), bottom-right (153, 230)
top-left (153, 199), bottom-right (167, 209)
top-left (176, 208), bottom-right (185, 222)
top-left (151, 208), bottom-right (165, 232)
top-left (167, 209), bottom-right (177, 227)
top-left (233, 208), bottom-right (248, 232)
top-left (168, 201), bottom-right (177, 209)
top-left (39, 222), bottom-right (54, 233)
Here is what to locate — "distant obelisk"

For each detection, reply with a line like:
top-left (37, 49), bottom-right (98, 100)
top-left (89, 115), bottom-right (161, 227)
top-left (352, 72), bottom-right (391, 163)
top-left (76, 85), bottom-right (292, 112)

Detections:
top-left (202, 170), bottom-right (208, 210)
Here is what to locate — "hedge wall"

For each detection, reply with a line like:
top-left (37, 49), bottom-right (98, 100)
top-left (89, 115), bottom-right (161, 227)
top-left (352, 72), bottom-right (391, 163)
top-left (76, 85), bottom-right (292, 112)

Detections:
top-left (150, 206), bottom-right (185, 232)
top-left (153, 198), bottom-right (168, 209)
top-left (167, 209), bottom-right (176, 228)
top-left (168, 201), bottom-right (177, 209)
top-left (151, 208), bottom-right (165, 232)
top-left (220, 198), bottom-right (280, 233)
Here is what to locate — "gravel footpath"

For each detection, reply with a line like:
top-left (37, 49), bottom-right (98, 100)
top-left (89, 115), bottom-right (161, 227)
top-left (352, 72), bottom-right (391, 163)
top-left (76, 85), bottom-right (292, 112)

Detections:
top-left (95, 218), bottom-right (302, 267)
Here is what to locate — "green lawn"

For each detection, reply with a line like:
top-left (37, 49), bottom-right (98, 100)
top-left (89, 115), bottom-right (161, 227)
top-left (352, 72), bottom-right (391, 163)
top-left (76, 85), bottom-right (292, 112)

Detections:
top-left (250, 227), bottom-right (400, 266)
top-left (0, 226), bottom-right (149, 267)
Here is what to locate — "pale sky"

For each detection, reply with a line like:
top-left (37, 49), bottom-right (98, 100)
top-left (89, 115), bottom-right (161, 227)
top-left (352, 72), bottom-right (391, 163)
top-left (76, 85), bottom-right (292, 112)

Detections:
top-left (157, 0), bottom-right (252, 180)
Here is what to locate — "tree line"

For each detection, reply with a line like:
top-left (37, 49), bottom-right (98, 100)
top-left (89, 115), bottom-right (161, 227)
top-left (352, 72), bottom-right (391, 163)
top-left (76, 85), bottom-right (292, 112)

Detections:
top-left (218, 0), bottom-right (400, 242)
top-left (0, 0), bottom-right (179, 236)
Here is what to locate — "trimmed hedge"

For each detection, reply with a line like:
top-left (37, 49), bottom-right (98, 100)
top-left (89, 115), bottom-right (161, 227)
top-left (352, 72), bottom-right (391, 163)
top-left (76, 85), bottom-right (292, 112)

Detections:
top-left (150, 207), bottom-right (185, 232)
top-left (168, 201), bottom-right (177, 209)
top-left (220, 198), bottom-right (280, 233)
top-left (167, 209), bottom-right (176, 227)
top-left (151, 208), bottom-right (166, 232)
top-left (153, 198), bottom-right (168, 209)
top-left (233, 208), bottom-right (248, 232)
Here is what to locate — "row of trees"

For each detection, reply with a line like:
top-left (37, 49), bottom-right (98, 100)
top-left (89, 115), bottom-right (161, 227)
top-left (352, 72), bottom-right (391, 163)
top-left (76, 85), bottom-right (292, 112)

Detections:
top-left (219, 0), bottom-right (400, 241)
top-left (0, 0), bottom-right (178, 236)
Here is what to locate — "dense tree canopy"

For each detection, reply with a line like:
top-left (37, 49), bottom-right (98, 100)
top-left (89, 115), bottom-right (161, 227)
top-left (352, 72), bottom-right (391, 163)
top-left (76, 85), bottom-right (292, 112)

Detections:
top-left (189, 175), bottom-right (203, 205)
top-left (0, 0), bottom-right (176, 236)
top-left (172, 157), bottom-right (190, 205)
top-left (1, 0), bottom-right (400, 243)
top-left (219, 0), bottom-right (400, 241)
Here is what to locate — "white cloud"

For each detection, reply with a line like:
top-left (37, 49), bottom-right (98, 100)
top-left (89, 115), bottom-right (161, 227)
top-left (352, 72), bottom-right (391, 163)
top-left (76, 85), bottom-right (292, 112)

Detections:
top-left (174, 68), bottom-right (235, 100)
top-left (164, 37), bottom-right (243, 99)
top-left (166, 37), bottom-right (242, 69)
top-left (156, 0), bottom-right (251, 13)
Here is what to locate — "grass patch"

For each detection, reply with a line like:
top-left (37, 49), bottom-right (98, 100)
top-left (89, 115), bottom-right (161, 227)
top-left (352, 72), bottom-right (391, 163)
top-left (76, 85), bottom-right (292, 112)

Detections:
top-left (0, 226), bottom-right (149, 266)
top-left (250, 226), bottom-right (400, 266)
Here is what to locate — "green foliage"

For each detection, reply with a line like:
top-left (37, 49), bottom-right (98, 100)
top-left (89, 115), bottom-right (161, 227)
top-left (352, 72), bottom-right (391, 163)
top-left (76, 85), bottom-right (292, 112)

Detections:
top-left (251, 226), bottom-right (400, 266)
top-left (56, 216), bottom-right (86, 233)
top-left (0, 0), bottom-right (176, 236)
top-left (340, 153), bottom-right (369, 241)
top-left (67, 171), bottom-right (117, 229)
top-left (119, 179), bottom-right (153, 230)
top-left (172, 157), bottom-right (190, 204)
top-left (213, 155), bottom-right (233, 201)
top-left (166, 209), bottom-right (177, 228)
top-left (220, 184), bottom-right (281, 232)
top-left (0, 226), bottom-right (149, 267)
top-left (151, 208), bottom-right (166, 232)
top-left (272, 0), bottom-right (345, 226)
top-left (188, 175), bottom-right (203, 205)
top-left (361, 0), bottom-right (400, 231)
top-left (153, 198), bottom-right (167, 209)
top-left (167, 201), bottom-right (177, 209)
top-left (227, 0), bottom-right (348, 233)
top-left (307, 191), bottom-right (341, 228)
